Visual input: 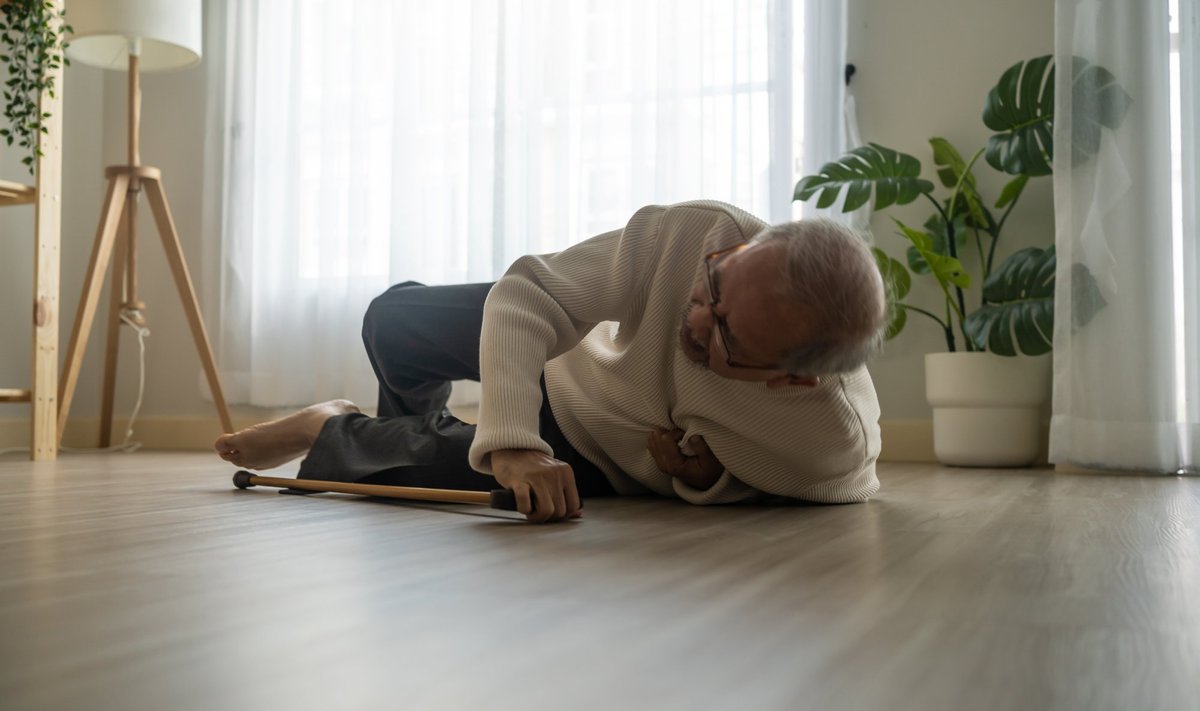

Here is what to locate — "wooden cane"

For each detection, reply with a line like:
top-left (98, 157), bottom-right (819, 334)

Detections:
top-left (232, 470), bottom-right (524, 511)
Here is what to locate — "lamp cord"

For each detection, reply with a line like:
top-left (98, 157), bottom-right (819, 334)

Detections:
top-left (0, 310), bottom-right (148, 456)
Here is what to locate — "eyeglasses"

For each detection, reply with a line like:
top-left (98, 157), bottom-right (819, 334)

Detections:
top-left (703, 244), bottom-right (781, 371)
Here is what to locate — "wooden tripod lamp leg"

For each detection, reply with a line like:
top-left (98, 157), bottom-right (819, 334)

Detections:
top-left (99, 211), bottom-right (131, 448)
top-left (142, 176), bottom-right (234, 433)
top-left (57, 174), bottom-right (130, 443)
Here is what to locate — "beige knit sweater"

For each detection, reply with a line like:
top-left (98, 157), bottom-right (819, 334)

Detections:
top-left (468, 200), bottom-right (881, 505)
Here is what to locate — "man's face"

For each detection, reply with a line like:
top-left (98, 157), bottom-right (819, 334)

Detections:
top-left (678, 242), bottom-right (814, 386)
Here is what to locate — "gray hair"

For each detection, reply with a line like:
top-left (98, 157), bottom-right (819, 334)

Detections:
top-left (749, 218), bottom-right (887, 377)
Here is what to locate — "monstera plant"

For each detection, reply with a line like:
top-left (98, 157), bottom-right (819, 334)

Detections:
top-left (795, 55), bottom-right (1130, 356)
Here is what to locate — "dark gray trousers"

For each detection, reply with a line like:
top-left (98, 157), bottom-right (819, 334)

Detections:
top-left (297, 282), bottom-right (616, 497)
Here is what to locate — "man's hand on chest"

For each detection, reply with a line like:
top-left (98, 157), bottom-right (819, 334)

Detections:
top-left (646, 428), bottom-right (724, 490)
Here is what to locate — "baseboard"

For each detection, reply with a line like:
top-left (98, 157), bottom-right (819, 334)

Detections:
top-left (0, 415), bottom-right (266, 452)
top-left (0, 403), bottom-right (468, 453)
top-left (878, 419), bottom-right (936, 462)
top-left (0, 415), bottom-right (1010, 465)
top-left (878, 419), bottom-right (1051, 465)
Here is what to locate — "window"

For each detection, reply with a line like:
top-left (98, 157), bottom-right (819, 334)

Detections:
top-left (214, 0), bottom-right (848, 406)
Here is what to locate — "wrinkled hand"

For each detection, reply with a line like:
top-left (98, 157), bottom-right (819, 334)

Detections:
top-left (647, 429), bottom-right (724, 490)
top-left (490, 449), bottom-right (582, 523)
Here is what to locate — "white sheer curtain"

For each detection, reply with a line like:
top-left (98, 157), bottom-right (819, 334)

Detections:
top-left (1051, 0), bottom-right (1199, 472)
top-left (207, 0), bottom-right (849, 408)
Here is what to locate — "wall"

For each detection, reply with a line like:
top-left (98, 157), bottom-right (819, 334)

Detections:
top-left (1, 0), bottom-right (1055, 453)
top-left (847, 0), bottom-right (1056, 423)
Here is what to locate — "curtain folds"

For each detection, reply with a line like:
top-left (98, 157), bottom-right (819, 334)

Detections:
top-left (206, 0), bottom-right (849, 408)
top-left (1051, 0), bottom-right (1199, 472)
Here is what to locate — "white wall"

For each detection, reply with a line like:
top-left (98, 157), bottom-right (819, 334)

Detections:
top-left (0, 0), bottom-right (1056, 445)
top-left (848, 0), bottom-right (1055, 420)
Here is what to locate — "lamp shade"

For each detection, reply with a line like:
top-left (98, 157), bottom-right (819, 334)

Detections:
top-left (66, 0), bottom-right (201, 71)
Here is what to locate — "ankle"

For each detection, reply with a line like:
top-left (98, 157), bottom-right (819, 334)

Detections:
top-left (329, 399), bottom-right (360, 415)
top-left (301, 411), bottom-right (335, 446)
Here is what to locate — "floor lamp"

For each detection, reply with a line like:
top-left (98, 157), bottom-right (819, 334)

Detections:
top-left (58, 0), bottom-right (232, 446)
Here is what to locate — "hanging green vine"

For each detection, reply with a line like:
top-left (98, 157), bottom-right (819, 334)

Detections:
top-left (0, 0), bottom-right (70, 174)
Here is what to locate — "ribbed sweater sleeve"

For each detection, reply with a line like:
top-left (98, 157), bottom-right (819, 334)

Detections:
top-left (468, 206), bottom-right (665, 473)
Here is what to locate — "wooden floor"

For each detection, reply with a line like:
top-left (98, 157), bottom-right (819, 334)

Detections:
top-left (0, 453), bottom-right (1198, 711)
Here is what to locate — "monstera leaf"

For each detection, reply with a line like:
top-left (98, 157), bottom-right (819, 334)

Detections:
top-left (794, 143), bottom-right (935, 212)
top-left (929, 137), bottom-right (988, 227)
top-left (893, 219), bottom-right (971, 292)
top-left (963, 246), bottom-right (1055, 355)
top-left (1066, 260), bottom-right (1107, 331)
top-left (873, 247), bottom-right (911, 339)
top-left (906, 211), bottom-right (969, 275)
top-left (1063, 56), bottom-right (1134, 166)
top-left (983, 56), bottom-right (1056, 176)
top-left (995, 174), bottom-right (1030, 209)
top-left (984, 55), bottom-right (1132, 177)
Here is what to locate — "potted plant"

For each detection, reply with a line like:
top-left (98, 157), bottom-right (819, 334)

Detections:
top-left (0, 0), bottom-right (70, 174)
top-left (794, 55), bottom-right (1130, 466)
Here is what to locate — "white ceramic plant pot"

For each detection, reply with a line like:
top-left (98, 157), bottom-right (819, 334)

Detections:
top-left (925, 352), bottom-right (1052, 467)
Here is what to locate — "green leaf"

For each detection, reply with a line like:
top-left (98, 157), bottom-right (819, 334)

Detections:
top-left (893, 218), bottom-right (971, 290)
top-left (872, 247), bottom-right (910, 340)
top-left (983, 55), bottom-right (1055, 176)
top-left (995, 174), bottom-right (1030, 209)
top-left (928, 140), bottom-right (962, 187)
top-left (842, 180), bottom-right (872, 212)
top-left (928, 137), bottom-right (988, 227)
top-left (872, 247), bottom-right (911, 301)
top-left (1066, 57), bottom-right (1134, 166)
top-left (0, 0), bottom-right (69, 175)
top-left (983, 55), bottom-right (1132, 177)
top-left (925, 252), bottom-right (971, 290)
top-left (893, 218), bottom-right (933, 251)
top-left (963, 246), bottom-right (1055, 355)
top-left (884, 300), bottom-right (907, 340)
top-left (1068, 261), bottom-right (1106, 331)
top-left (906, 212), bottom-right (968, 274)
top-left (794, 143), bottom-right (935, 213)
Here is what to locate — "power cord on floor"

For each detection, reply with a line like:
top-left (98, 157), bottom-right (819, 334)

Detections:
top-left (0, 308), bottom-right (149, 456)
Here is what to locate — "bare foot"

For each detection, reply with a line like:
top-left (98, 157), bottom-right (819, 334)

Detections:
top-left (214, 399), bottom-right (360, 470)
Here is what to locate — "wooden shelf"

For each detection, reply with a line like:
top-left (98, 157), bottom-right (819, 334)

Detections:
top-left (3, 0), bottom-right (64, 460)
top-left (0, 179), bottom-right (36, 206)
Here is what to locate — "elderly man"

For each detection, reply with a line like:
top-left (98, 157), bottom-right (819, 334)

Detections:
top-left (216, 200), bottom-right (887, 523)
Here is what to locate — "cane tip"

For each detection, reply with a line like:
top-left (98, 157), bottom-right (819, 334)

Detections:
top-left (233, 470), bottom-right (256, 489)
